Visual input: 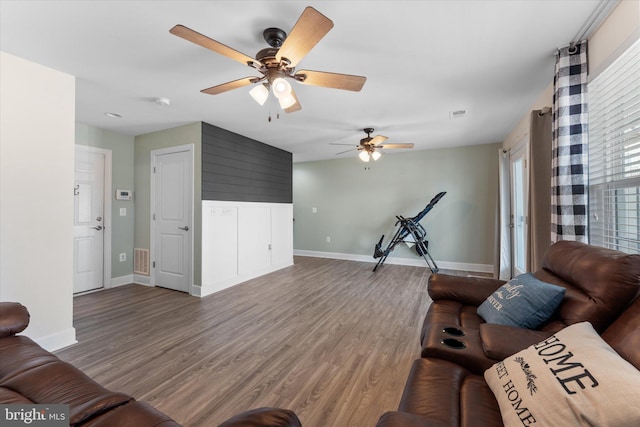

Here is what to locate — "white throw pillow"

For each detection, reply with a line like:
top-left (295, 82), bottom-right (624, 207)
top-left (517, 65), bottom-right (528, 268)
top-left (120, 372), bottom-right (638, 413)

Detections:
top-left (484, 322), bottom-right (640, 427)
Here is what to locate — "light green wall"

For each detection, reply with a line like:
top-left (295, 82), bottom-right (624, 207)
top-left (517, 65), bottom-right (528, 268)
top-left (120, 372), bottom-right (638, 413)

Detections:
top-left (134, 122), bottom-right (203, 285)
top-left (75, 123), bottom-right (135, 279)
top-left (293, 143), bottom-right (501, 266)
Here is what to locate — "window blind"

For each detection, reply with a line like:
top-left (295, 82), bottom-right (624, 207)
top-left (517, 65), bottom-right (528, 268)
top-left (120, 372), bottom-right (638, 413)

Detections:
top-left (588, 38), bottom-right (640, 254)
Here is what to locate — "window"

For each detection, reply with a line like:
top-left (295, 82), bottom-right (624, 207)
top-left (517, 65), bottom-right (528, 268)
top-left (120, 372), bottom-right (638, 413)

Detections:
top-left (588, 38), bottom-right (640, 254)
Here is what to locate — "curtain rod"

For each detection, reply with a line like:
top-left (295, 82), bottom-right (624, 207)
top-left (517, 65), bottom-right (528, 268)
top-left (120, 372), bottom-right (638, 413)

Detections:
top-left (538, 107), bottom-right (551, 116)
top-left (570, 0), bottom-right (620, 47)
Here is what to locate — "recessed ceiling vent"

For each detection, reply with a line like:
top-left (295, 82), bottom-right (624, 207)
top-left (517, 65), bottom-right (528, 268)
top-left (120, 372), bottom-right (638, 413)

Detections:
top-left (449, 109), bottom-right (467, 119)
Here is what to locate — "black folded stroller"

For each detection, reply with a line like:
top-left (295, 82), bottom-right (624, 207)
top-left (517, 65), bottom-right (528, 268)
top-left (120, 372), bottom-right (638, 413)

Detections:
top-left (373, 191), bottom-right (446, 273)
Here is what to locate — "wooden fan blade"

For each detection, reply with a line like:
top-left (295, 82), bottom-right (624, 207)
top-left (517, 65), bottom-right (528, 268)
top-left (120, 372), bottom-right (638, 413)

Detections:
top-left (283, 88), bottom-right (302, 113)
top-left (276, 7), bottom-right (333, 67)
top-left (295, 70), bottom-right (366, 92)
top-left (380, 143), bottom-right (415, 149)
top-left (336, 148), bottom-right (358, 155)
top-left (201, 77), bottom-right (257, 95)
top-left (170, 25), bottom-right (261, 67)
top-left (369, 135), bottom-right (388, 146)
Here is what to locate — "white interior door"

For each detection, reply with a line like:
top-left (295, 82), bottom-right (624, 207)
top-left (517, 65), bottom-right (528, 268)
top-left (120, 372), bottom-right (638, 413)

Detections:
top-left (510, 142), bottom-right (528, 277)
top-left (74, 149), bottom-right (105, 293)
top-left (152, 146), bottom-right (193, 293)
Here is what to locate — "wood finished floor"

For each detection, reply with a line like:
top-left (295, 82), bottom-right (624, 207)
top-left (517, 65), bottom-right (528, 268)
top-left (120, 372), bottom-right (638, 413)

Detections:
top-left (56, 257), bottom-right (445, 427)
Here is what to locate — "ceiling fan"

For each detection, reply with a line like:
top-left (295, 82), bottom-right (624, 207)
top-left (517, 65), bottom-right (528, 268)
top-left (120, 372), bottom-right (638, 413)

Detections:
top-left (331, 128), bottom-right (415, 162)
top-left (169, 6), bottom-right (366, 113)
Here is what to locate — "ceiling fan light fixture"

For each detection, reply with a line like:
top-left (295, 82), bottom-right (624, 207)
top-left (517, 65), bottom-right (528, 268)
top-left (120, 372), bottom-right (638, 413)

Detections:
top-left (371, 150), bottom-right (382, 161)
top-left (278, 92), bottom-right (297, 109)
top-left (272, 77), bottom-right (292, 99)
top-left (249, 84), bottom-right (269, 106)
top-left (359, 150), bottom-right (371, 162)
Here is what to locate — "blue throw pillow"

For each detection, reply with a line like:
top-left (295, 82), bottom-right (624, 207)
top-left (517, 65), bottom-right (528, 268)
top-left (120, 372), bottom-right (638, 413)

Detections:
top-left (477, 273), bottom-right (566, 329)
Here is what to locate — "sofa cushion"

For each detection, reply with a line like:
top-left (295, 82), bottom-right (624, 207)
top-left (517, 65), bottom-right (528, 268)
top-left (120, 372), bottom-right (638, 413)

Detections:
top-left (477, 273), bottom-right (565, 329)
top-left (83, 401), bottom-right (181, 427)
top-left (398, 358), bottom-right (503, 427)
top-left (484, 322), bottom-right (640, 427)
top-left (0, 386), bottom-right (34, 404)
top-left (376, 411), bottom-right (451, 427)
top-left (602, 296), bottom-right (640, 370)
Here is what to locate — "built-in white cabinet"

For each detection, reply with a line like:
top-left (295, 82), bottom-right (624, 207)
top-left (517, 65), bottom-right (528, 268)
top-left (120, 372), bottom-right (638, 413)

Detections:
top-left (199, 201), bottom-right (293, 297)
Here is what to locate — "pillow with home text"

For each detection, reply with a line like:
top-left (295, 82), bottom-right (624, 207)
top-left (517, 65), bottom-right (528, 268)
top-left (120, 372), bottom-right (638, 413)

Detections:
top-left (484, 322), bottom-right (640, 427)
top-left (477, 272), bottom-right (565, 329)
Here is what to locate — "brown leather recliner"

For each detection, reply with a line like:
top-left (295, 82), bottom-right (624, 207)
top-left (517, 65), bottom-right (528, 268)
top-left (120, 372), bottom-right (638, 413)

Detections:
top-left (420, 241), bottom-right (640, 373)
top-left (0, 302), bottom-right (301, 427)
top-left (376, 293), bottom-right (640, 427)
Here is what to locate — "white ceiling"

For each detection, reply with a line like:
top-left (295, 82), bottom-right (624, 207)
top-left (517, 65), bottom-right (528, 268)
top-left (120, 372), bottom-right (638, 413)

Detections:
top-left (0, 0), bottom-right (607, 162)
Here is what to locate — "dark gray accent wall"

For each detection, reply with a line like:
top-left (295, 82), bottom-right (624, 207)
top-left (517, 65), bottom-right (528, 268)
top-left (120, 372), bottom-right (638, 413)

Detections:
top-left (201, 122), bottom-right (292, 203)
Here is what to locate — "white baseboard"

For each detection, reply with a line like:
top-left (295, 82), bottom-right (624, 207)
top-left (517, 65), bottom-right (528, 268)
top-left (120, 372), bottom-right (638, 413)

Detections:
top-left (197, 261), bottom-right (294, 298)
top-left (32, 327), bottom-right (77, 352)
top-left (110, 274), bottom-right (133, 288)
top-left (293, 250), bottom-right (493, 274)
top-left (133, 274), bottom-right (152, 286)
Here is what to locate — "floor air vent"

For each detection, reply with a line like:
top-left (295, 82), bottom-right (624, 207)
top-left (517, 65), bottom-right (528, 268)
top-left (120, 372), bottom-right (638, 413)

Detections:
top-left (134, 248), bottom-right (150, 275)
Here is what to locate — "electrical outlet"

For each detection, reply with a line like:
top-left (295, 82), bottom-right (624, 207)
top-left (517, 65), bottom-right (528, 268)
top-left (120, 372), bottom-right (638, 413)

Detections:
top-left (119, 253), bottom-right (126, 262)
top-left (326, 236), bottom-right (331, 243)
top-left (120, 207), bottom-right (126, 216)
top-left (312, 207), bottom-right (318, 213)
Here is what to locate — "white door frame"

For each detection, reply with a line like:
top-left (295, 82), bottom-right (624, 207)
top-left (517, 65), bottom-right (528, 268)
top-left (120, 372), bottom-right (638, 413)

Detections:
top-left (74, 145), bottom-right (112, 290)
top-left (150, 144), bottom-right (194, 294)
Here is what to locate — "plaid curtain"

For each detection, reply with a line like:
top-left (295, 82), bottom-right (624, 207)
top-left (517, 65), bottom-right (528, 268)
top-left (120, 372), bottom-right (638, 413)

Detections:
top-left (551, 40), bottom-right (588, 243)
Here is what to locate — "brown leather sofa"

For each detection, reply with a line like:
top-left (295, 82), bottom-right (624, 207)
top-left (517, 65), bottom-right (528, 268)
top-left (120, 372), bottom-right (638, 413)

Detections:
top-left (376, 241), bottom-right (640, 427)
top-left (0, 302), bottom-right (301, 427)
top-left (0, 302), bottom-right (179, 426)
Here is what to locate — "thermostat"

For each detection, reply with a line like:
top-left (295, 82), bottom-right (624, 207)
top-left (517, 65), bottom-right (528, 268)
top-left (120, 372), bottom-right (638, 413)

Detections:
top-left (116, 189), bottom-right (133, 200)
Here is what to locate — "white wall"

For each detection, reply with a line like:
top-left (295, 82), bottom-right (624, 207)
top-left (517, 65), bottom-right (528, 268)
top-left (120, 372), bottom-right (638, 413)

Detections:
top-left (503, 0), bottom-right (640, 150)
top-left (0, 51), bottom-right (76, 351)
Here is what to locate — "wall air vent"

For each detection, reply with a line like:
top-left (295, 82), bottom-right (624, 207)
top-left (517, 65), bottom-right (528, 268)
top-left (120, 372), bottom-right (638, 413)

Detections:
top-left (134, 248), bottom-right (150, 275)
top-left (449, 110), bottom-right (467, 119)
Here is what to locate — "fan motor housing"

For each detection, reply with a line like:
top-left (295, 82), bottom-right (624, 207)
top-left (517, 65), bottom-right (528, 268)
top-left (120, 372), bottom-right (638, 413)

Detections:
top-left (255, 48), bottom-right (281, 67)
top-left (263, 27), bottom-right (287, 47)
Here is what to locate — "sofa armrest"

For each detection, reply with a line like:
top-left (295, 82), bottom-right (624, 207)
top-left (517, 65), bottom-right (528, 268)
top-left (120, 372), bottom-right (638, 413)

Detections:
top-left (218, 407), bottom-right (301, 427)
top-left (479, 324), bottom-right (555, 360)
top-left (428, 274), bottom-right (505, 306)
top-left (0, 302), bottom-right (30, 338)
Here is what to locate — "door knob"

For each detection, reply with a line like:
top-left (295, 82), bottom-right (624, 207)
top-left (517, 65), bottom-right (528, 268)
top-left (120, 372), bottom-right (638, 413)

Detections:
top-left (178, 226), bottom-right (189, 231)
top-left (91, 225), bottom-right (103, 231)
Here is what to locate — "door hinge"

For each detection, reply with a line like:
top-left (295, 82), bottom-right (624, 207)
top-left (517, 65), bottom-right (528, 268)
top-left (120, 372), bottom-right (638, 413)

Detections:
top-left (152, 261), bottom-right (156, 268)
top-left (152, 213), bottom-right (155, 221)
top-left (153, 166), bottom-right (156, 173)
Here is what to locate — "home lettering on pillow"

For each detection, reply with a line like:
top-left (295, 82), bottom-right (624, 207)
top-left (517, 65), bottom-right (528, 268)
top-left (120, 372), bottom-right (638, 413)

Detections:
top-left (492, 361), bottom-right (537, 425)
top-left (485, 322), bottom-right (640, 427)
top-left (533, 334), bottom-right (599, 395)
